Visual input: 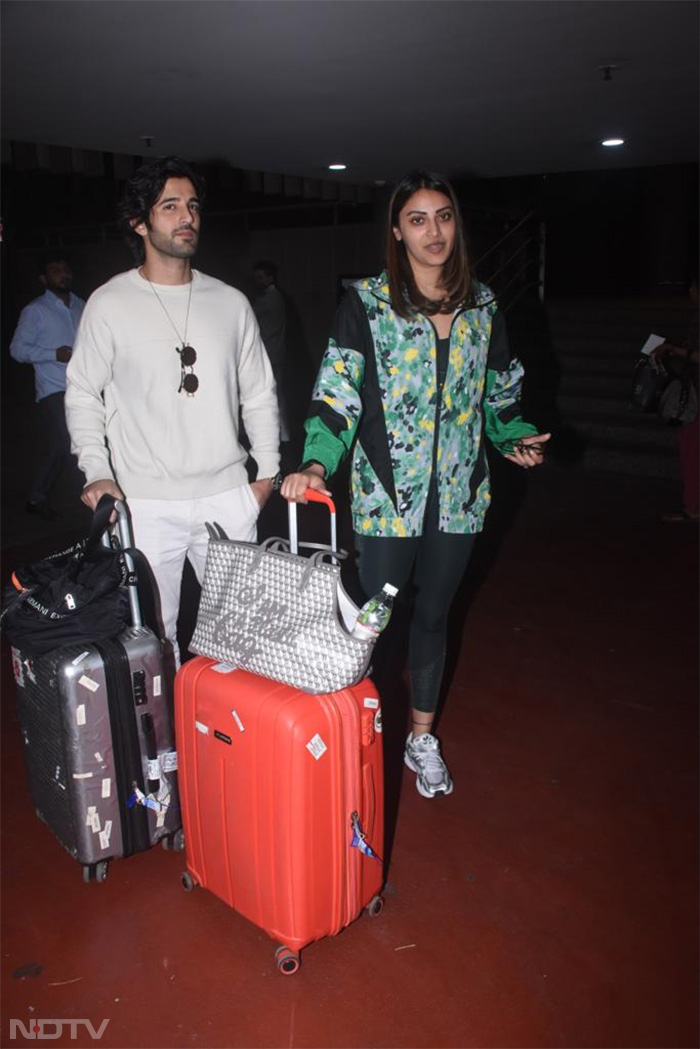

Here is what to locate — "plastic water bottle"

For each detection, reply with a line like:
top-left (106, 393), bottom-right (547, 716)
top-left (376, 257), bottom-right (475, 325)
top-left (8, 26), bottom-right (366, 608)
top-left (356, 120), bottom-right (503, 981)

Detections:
top-left (351, 583), bottom-right (398, 641)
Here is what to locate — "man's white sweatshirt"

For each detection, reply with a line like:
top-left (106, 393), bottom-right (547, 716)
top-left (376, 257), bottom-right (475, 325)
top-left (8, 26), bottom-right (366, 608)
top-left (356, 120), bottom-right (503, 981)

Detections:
top-left (66, 269), bottom-right (280, 499)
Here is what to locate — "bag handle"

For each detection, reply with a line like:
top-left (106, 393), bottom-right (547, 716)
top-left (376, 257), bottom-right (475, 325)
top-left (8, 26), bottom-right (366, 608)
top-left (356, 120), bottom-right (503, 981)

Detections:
top-left (298, 547), bottom-right (349, 590)
top-left (249, 537), bottom-right (347, 573)
top-left (205, 521), bottom-right (229, 541)
top-left (288, 490), bottom-right (337, 556)
top-left (86, 493), bottom-right (119, 553)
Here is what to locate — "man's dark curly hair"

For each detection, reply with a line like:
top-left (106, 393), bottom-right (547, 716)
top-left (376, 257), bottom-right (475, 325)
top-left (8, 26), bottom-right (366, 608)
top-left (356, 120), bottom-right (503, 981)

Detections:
top-left (118, 156), bottom-right (205, 262)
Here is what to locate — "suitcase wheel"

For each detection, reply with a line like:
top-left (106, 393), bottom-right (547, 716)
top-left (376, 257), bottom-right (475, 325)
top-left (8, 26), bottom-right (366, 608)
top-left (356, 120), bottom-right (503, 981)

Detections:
top-left (82, 861), bottom-right (109, 884)
top-left (275, 946), bottom-right (300, 976)
top-left (180, 871), bottom-right (196, 892)
top-left (367, 894), bottom-right (384, 918)
top-left (162, 829), bottom-right (185, 852)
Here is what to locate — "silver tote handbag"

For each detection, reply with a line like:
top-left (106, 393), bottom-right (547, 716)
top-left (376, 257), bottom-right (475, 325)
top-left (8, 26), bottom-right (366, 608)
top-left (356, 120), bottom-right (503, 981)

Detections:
top-left (189, 490), bottom-right (374, 694)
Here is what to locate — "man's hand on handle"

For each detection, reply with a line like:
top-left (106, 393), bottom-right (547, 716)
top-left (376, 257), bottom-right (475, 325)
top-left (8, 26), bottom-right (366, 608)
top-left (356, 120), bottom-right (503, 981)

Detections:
top-left (81, 479), bottom-right (125, 512)
top-left (280, 465), bottom-right (332, 503)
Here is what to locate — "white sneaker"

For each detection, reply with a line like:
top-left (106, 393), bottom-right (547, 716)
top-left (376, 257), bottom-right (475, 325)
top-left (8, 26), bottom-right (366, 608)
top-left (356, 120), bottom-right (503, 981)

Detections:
top-left (404, 732), bottom-right (454, 798)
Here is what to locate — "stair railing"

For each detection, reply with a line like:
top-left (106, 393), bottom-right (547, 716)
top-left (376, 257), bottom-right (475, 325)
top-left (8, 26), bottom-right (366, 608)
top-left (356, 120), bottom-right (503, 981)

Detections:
top-left (474, 211), bottom-right (545, 309)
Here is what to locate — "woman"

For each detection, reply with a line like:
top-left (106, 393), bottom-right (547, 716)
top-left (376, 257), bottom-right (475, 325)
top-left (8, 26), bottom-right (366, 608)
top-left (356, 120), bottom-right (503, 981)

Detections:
top-left (651, 275), bottom-right (699, 523)
top-left (281, 170), bottom-right (549, 798)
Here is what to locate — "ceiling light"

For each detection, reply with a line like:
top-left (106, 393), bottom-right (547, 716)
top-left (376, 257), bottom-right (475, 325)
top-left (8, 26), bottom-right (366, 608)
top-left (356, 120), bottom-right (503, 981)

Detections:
top-left (601, 138), bottom-right (624, 147)
top-left (328, 163), bottom-right (347, 171)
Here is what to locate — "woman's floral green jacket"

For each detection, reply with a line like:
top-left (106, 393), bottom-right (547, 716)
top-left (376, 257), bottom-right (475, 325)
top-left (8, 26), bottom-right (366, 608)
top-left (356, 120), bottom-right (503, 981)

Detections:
top-left (302, 272), bottom-right (538, 537)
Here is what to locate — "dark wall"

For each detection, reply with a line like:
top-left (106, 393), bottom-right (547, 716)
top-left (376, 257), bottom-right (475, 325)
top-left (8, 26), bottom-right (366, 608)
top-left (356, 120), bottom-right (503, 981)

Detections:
top-left (457, 163), bottom-right (698, 296)
top-left (2, 156), bottom-right (697, 336)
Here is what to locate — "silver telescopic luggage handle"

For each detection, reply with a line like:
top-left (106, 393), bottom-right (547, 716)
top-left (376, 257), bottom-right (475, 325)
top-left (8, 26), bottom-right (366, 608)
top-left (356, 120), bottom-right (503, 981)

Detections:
top-left (99, 499), bottom-right (142, 629)
top-left (114, 500), bottom-right (142, 629)
top-left (288, 489), bottom-right (337, 556)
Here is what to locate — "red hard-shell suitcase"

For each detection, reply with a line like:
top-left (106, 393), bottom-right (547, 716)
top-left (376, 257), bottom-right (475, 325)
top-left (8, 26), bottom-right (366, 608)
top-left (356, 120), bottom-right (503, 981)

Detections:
top-left (175, 657), bottom-right (384, 973)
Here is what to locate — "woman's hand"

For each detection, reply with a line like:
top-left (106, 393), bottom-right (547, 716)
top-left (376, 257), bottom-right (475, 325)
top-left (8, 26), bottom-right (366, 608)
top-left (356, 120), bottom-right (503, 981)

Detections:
top-left (504, 433), bottom-right (551, 469)
top-left (280, 467), bottom-right (332, 503)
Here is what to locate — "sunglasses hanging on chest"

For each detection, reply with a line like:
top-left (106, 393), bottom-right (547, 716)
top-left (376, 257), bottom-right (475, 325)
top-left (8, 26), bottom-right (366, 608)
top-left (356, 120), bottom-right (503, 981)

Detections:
top-left (143, 272), bottom-right (199, 396)
top-left (177, 345), bottom-right (199, 395)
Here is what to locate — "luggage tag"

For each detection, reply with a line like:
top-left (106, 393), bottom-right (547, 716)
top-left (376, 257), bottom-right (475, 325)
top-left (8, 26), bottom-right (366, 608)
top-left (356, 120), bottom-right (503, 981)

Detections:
top-left (349, 811), bottom-right (381, 862)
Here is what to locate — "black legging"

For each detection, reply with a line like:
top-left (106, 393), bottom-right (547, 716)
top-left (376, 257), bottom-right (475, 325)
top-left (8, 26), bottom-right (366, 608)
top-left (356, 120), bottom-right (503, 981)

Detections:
top-left (354, 491), bottom-right (475, 714)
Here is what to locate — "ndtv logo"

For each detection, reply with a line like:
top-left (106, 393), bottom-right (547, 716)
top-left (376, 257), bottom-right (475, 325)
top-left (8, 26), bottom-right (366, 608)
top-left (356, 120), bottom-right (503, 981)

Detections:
top-left (10, 1019), bottom-right (110, 1040)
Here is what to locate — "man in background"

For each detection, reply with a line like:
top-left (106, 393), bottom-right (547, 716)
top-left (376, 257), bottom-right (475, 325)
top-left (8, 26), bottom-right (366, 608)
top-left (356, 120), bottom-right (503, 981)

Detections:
top-left (10, 253), bottom-right (85, 521)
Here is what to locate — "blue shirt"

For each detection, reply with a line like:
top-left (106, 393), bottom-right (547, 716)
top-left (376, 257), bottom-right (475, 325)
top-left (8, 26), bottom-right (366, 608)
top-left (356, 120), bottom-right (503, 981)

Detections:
top-left (10, 289), bottom-right (85, 402)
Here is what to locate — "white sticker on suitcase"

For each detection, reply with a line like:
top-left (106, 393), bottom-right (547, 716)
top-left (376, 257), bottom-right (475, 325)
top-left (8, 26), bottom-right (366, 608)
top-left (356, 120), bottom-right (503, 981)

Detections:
top-left (161, 751), bottom-right (178, 772)
top-left (78, 675), bottom-right (100, 693)
top-left (306, 734), bottom-right (327, 761)
top-left (94, 752), bottom-right (104, 764)
top-left (147, 759), bottom-right (160, 781)
top-left (363, 697), bottom-right (379, 709)
top-left (86, 807), bottom-right (101, 834)
top-left (231, 710), bottom-right (245, 733)
top-left (72, 772), bottom-right (92, 780)
top-left (212, 662), bottom-right (237, 673)
top-left (101, 778), bottom-right (111, 798)
top-left (99, 820), bottom-right (113, 850)
top-left (72, 651), bottom-right (90, 666)
top-left (76, 705), bottom-right (86, 726)
top-left (11, 649), bottom-right (24, 688)
top-left (153, 675), bottom-right (162, 697)
top-left (195, 721), bottom-right (209, 735)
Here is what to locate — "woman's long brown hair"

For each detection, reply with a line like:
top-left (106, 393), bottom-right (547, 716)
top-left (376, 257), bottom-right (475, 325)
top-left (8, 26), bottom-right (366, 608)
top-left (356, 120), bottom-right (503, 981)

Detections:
top-left (384, 170), bottom-right (472, 319)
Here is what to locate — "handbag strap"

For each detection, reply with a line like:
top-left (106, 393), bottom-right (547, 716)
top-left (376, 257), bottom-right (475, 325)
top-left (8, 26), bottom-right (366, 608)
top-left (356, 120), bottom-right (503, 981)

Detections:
top-left (86, 494), bottom-right (119, 554)
top-left (249, 538), bottom-right (347, 573)
top-left (299, 548), bottom-right (348, 591)
top-left (206, 521), bottom-right (229, 541)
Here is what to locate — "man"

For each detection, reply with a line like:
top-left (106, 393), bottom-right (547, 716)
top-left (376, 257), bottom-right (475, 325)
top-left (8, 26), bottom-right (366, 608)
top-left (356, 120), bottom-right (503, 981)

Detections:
top-left (253, 260), bottom-right (290, 443)
top-left (10, 253), bottom-right (85, 520)
top-left (66, 156), bottom-right (280, 662)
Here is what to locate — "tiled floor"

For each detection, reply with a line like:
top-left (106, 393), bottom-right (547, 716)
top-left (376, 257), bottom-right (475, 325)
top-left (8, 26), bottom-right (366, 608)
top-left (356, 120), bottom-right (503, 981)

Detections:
top-left (1, 463), bottom-right (697, 1049)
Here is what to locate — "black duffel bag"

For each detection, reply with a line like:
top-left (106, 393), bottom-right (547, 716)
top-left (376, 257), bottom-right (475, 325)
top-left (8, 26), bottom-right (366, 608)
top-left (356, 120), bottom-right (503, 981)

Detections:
top-left (1, 495), bottom-right (137, 655)
top-left (629, 354), bottom-right (669, 413)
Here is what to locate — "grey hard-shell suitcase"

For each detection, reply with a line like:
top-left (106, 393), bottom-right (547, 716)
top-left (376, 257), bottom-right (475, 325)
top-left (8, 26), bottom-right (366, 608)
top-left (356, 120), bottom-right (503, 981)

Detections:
top-left (11, 501), bottom-right (182, 882)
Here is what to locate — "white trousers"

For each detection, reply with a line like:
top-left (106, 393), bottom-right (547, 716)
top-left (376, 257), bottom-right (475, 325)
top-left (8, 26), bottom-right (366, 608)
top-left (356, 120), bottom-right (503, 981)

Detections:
top-left (128, 484), bottom-right (260, 665)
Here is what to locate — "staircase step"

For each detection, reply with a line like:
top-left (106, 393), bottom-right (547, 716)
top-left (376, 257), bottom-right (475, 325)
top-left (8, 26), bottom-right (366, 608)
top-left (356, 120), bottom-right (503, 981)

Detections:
top-left (558, 397), bottom-right (679, 433)
top-left (558, 394), bottom-right (634, 416)
top-left (546, 298), bottom-right (690, 352)
top-left (558, 355), bottom-right (635, 376)
top-left (551, 336), bottom-right (674, 358)
top-left (549, 319), bottom-right (688, 342)
top-left (581, 444), bottom-right (680, 480)
top-left (570, 417), bottom-right (678, 452)
top-left (558, 373), bottom-right (633, 397)
top-left (546, 296), bottom-right (689, 319)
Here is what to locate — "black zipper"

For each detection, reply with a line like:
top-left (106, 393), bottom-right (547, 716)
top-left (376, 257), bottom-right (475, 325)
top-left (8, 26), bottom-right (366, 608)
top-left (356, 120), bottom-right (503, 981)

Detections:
top-left (95, 639), bottom-right (149, 857)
